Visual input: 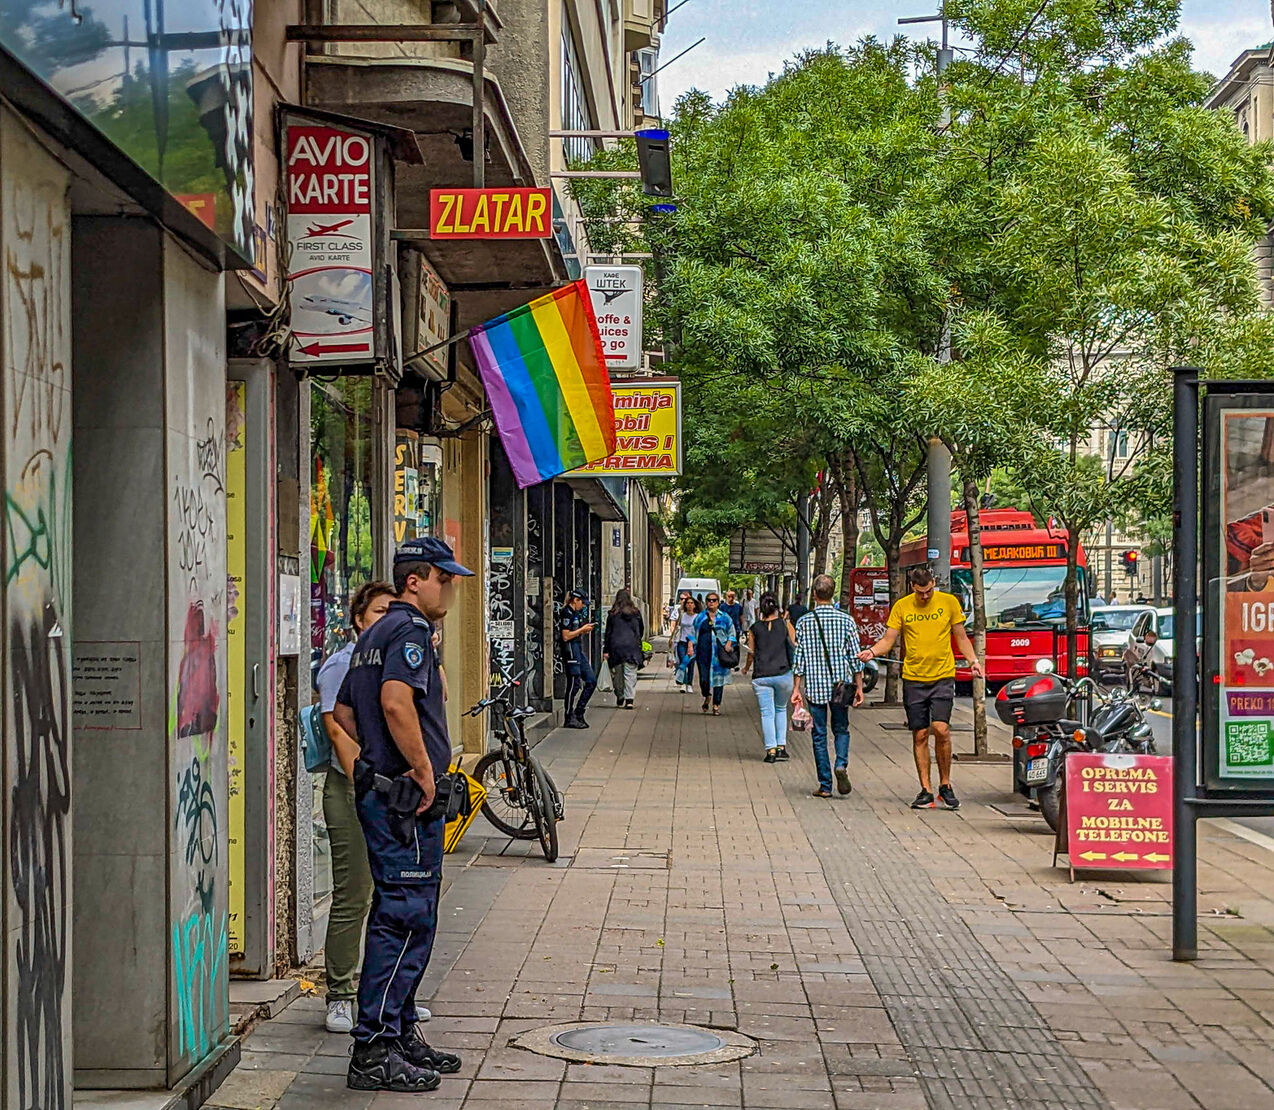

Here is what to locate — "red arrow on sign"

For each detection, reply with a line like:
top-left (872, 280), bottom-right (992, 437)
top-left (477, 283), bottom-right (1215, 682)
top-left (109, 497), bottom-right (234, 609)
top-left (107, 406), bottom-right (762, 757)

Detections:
top-left (296, 340), bottom-right (370, 357)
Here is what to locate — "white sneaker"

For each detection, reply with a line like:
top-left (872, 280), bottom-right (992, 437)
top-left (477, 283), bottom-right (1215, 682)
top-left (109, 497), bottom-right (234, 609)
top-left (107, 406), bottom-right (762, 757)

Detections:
top-left (417, 1006), bottom-right (432, 1021)
top-left (325, 998), bottom-right (354, 1033)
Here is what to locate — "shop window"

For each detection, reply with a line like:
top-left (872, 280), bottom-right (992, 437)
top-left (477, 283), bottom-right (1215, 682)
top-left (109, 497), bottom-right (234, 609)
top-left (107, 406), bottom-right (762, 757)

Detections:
top-left (309, 377), bottom-right (378, 910)
top-left (561, 15), bottom-right (597, 165)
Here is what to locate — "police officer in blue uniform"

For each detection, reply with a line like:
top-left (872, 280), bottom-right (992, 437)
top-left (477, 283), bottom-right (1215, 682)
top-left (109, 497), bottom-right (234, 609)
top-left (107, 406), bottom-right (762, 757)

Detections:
top-left (332, 536), bottom-right (473, 1092)
top-left (560, 590), bottom-right (597, 729)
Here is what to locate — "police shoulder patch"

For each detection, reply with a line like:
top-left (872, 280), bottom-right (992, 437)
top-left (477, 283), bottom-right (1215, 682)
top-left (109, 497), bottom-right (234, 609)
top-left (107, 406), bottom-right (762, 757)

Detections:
top-left (403, 641), bottom-right (426, 669)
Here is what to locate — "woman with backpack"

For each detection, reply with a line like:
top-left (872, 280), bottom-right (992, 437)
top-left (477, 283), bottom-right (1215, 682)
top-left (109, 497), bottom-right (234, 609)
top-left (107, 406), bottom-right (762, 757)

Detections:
top-left (743, 591), bottom-right (796, 763)
top-left (692, 590), bottom-right (738, 715)
top-left (603, 588), bottom-right (645, 709)
top-left (313, 579), bottom-right (398, 1034)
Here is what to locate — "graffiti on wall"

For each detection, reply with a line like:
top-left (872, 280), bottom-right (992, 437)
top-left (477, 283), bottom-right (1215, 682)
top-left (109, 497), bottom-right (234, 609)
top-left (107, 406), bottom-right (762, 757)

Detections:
top-left (166, 277), bottom-right (228, 1069)
top-left (225, 384), bottom-right (246, 955)
top-left (10, 601), bottom-right (70, 1110)
top-left (4, 121), bottom-right (72, 1110)
top-left (526, 507), bottom-right (544, 701)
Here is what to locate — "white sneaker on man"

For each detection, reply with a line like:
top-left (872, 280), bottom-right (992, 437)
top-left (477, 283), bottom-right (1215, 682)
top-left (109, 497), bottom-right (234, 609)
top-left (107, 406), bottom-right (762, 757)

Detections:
top-left (325, 998), bottom-right (354, 1033)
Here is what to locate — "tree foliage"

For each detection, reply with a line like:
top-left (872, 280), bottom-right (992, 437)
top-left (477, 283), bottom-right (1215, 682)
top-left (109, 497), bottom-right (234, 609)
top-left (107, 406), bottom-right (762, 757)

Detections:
top-left (574, 0), bottom-right (1274, 668)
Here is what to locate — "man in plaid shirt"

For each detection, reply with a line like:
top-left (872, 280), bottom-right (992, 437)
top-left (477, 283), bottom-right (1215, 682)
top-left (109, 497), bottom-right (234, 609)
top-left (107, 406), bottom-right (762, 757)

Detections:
top-left (792, 575), bottom-right (865, 798)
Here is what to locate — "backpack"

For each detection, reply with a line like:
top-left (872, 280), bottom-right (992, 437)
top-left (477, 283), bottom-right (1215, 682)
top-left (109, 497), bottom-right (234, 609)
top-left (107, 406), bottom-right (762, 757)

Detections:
top-left (300, 702), bottom-right (333, 773)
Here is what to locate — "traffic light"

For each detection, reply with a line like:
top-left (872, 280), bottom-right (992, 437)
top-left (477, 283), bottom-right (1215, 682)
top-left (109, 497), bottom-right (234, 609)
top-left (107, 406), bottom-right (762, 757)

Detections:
top-left (1121, 550), bottom-right (1139, 578)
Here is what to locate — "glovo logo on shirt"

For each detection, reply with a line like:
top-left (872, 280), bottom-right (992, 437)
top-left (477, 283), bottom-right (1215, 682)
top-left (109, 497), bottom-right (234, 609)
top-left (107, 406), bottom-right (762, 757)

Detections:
top-left (906, 608), bottom-right (946, 623)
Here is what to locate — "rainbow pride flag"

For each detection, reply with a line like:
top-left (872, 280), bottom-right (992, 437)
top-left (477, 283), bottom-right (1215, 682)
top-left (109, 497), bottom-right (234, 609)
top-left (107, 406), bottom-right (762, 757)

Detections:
top-left (469, 280), bottom-right (617, 489)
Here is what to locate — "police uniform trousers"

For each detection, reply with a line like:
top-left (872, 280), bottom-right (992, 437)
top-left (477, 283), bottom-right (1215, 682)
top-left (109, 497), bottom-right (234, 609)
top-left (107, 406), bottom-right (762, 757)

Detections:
top-left (352, 788), bottom-right (445, 1043)
top-left (564, 656), bottom-right (596, 719)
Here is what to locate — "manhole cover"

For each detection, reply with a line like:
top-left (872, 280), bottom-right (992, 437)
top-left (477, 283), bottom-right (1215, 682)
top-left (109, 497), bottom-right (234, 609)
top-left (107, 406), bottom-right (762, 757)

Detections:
top-left (511, 1021), bottom-right (755, 1067)
top-left (553, 1024), bottom-right (724, 1057)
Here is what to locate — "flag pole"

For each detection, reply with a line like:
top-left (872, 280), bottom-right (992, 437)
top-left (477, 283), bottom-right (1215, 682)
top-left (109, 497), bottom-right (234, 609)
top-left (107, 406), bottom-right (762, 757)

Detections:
top-left (404, 329), bottom-right (472, 368)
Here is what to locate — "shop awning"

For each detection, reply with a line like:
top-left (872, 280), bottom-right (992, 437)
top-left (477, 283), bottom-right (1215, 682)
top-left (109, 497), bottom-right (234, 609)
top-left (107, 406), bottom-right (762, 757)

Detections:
top-left (564, 477), bottom-right (628, 523)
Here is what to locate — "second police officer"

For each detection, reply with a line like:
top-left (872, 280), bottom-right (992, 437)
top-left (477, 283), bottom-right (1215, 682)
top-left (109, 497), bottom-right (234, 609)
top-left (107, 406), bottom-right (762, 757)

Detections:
top-left (333, 536), bottom-right (473, 1092)
top-left (560, 589), bottom-right (597, 729)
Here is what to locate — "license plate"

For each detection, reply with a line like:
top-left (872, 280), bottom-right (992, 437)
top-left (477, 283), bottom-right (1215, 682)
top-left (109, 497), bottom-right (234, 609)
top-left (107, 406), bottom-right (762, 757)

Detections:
top-left (1026, 757), bottom-right (1049, 785)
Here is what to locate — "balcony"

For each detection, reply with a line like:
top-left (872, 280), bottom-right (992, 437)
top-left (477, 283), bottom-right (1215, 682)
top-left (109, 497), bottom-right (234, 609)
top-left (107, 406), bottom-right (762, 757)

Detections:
top-left (624, 0), bottom-right (665, 52)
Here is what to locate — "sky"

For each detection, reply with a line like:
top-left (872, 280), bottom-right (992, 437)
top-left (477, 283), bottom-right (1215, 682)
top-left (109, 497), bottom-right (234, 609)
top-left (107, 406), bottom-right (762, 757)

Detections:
top-left (656, 0), bottom-right (1273, 107)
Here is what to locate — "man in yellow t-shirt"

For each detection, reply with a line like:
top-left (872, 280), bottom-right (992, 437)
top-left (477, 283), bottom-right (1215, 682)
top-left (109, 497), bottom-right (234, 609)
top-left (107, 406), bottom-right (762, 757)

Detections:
top-left (858, 566), bottom-right (984, 811)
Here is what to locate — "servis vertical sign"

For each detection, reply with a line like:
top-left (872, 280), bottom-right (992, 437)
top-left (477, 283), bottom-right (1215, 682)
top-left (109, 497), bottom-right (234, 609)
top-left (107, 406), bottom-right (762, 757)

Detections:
top-left (287, 122), bottom-right (376, 365)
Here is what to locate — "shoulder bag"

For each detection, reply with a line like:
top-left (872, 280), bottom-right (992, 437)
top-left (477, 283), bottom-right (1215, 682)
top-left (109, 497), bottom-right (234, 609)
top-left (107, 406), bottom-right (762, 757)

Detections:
top-left (812, 608), bottom-right (854, 709)
top-left (715, 615), bottom-right (740, 669)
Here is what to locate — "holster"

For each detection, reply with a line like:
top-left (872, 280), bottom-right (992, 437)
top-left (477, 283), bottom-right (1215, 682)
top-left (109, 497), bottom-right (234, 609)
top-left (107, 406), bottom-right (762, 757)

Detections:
top-left (354, 759), bottom-right (471, 844)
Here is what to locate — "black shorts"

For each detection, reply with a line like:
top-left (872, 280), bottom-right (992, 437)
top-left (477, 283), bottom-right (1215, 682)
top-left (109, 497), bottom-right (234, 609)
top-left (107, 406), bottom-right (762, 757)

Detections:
top-left (903, 678), bottom-right (956, 732)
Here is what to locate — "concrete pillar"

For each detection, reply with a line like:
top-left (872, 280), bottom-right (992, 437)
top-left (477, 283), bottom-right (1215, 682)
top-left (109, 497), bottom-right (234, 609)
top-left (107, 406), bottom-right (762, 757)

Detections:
top-left (552, 484), bottom-right (573, 701)
top-left (486, 440), bottom-right (523, 689)
top-left (69, 216), bottom-right (228, 1088)
top-left (1, 107), bottom-right (73, 1110)
top-left (456, 432), bottom-right (488, 754)
top-left (525, 484), bottom-right (552, 710)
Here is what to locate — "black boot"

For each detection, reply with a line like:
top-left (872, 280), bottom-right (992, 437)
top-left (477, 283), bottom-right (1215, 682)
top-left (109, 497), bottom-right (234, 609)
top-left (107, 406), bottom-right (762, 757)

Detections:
top-left (398, 1024), bottom-right (462, 1073)
top-left (348, 1040), bottom-right (441, 1092)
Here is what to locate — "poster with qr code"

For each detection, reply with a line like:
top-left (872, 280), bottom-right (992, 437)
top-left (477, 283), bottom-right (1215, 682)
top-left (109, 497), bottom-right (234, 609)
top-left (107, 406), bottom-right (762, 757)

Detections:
top-left (1208, 402), bottom-right (1274, 787)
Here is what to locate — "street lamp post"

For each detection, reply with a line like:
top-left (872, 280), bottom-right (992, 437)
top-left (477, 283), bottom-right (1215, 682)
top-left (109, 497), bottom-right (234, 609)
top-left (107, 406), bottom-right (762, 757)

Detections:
top-left (901, 8), bottom-right (955, 590)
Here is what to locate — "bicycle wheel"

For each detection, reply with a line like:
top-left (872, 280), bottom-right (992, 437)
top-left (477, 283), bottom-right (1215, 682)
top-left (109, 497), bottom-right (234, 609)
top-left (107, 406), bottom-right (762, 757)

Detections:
top-left (473, 750), bottom-right (536, 839)
top-left (540, 765), bottom-right (565, 822)
top-left (528, 757), bottom-right (559, 863)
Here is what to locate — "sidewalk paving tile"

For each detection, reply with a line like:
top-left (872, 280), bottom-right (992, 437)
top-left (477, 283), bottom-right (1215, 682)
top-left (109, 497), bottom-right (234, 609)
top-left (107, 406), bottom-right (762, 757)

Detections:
top-left (216, 672), bottom-right (1274, 1109)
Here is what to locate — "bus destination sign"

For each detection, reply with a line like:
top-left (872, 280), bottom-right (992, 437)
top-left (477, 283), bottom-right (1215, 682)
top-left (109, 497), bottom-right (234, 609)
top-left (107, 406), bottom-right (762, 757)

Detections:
top-left (981, 542), bottom-right (1066, 562)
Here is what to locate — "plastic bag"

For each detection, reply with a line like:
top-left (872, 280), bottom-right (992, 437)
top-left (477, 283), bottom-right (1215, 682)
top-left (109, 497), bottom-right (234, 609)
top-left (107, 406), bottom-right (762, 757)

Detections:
top-left (791, 704), bottom-right (811, 732)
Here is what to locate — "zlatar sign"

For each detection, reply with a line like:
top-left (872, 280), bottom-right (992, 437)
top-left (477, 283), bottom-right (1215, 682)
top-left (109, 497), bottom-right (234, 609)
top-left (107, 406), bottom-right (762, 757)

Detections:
top-left (429, 188), bottom-right (552, 239)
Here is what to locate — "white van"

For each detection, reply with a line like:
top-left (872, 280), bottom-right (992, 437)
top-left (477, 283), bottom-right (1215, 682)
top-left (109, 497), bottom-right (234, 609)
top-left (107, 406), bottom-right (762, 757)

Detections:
top-left (675, 577), bottom-right (721, 605)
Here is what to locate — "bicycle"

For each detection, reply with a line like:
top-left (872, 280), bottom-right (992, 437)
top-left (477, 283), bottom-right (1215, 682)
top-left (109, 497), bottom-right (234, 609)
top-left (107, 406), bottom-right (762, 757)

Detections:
top-left (465, 669), bottom-right (563, 863)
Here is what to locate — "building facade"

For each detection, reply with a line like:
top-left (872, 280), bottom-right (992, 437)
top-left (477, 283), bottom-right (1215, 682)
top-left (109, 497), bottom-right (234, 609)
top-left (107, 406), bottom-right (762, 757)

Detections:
top-left (0, 1), bottom-right (671, 1107)
top-left (1206, 45), bottom-right (1274, 306)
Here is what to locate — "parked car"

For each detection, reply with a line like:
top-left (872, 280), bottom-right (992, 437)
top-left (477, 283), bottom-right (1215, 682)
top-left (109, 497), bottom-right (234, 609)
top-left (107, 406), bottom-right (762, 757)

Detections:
top-left (1090, 604), bottom-right (1153, 682)
top-left (675, 576), bottom-right (721, 607)
top-left (1146, 608), bottom-right (1201, 692)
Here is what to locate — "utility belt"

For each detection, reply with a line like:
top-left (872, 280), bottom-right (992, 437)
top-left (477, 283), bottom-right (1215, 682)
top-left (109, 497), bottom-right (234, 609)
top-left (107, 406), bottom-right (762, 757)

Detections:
top-left (353, 758), bottom-right (471, 845)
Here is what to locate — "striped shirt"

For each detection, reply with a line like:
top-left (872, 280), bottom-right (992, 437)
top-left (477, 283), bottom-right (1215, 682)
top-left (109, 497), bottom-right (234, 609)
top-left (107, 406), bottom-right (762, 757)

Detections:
top-left (793, 606), bottom-right (863, 705)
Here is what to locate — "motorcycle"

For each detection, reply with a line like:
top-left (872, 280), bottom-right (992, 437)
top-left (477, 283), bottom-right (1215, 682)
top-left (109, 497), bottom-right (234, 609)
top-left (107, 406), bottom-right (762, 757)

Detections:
top-left (996, 660), bottom-right (1159, 832)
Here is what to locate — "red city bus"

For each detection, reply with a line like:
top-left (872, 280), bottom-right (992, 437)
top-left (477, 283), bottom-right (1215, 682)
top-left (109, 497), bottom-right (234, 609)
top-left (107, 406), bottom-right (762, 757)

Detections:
top-left (848, 509), bottom-right (1090, 684)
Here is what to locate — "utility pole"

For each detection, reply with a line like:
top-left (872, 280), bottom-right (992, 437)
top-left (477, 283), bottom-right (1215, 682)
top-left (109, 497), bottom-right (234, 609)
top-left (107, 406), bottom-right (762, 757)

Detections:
top-left (902, 8), bottom-right (954, 590)
top-left (796, 494), bottom-right (811, 603)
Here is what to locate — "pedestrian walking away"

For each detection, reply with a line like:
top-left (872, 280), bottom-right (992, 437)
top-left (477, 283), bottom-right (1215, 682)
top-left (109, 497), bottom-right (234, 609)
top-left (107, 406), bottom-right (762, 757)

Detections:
top-left (859, 565), bottom-right (984, 810)
top-left (693, 591), bottom-right (737, 715)
top-left (560, 590), bottom-right (598, 728)
top-left (721, 589), bottom-right (744, 665)
top-left (314, 580), bottom-right (397, 1035)
top-left (738, 587), bottom-right (757, 667)
top-left (603, 588), bottom-right (645, 709)
top-left (744, 591), bottom-right (796, 762)
top-left (786, 589), bottom-right (809, 626)
top-left (793, 574), bottom-right (864, 797)
top-left (331, 536), bottom-right (474, 1092)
